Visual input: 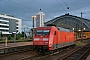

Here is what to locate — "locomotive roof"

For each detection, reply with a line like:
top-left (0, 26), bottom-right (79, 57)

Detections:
top-left (36, 26), bottom-right (72, 32)
top-left (57, 27), bottom-right (72, 32)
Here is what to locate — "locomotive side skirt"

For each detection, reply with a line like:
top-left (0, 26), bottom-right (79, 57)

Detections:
top-left (52, 42), bottom-right (75, 49)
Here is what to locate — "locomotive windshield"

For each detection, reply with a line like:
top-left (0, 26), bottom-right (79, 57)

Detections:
top-left (36, 30), bottom-right (50, 35)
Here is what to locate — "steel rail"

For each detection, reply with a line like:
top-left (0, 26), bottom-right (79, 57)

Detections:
top-left (0, 49), bottom-right (32, 57)
top-left (77, 48), bottom-right (90, 60)
top-left (21, 45), bottom-right (75, 60)
top-left (59, 43), bottom-right (90, 60)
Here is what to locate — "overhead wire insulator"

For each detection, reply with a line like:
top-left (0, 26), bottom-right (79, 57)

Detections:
top-left (67, 7), bottom-right (69, 9)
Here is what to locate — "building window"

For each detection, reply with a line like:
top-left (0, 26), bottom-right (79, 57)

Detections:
top-left (16, 30), bottom-right (18, 32)
top-left (16, 24), bottom-right (18, 26)
top-left (0, 25), bottom-right (9, 28)
top-left (16, 27), bottom-right (18, 29)
top-left (0, 17), bottom-right (9, 21)
top-left (0, 29), bottom-right (9, 32)
top-left (0, 21), bottom-right (9, 24)
top-left (16, 20), bottom-right (18, 22)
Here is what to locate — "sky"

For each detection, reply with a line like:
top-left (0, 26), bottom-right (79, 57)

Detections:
top-left (0, 0), bottom-right (90, 31)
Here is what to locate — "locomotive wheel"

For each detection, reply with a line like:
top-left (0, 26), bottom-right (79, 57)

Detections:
top-left (50, 50), bottom-right (54, 54)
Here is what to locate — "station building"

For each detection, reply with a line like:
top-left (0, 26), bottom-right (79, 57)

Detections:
top-left (0, 13), bottom-right (22, 34)
top-left (45, 13), bottom-right (90, 39)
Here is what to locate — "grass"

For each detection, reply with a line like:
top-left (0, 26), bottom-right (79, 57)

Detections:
top-left (75, 41), bottom-right (84, 46)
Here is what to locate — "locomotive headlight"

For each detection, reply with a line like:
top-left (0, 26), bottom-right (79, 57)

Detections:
top-left (34, 38), bottom-right (39, 41)
top-left (45, 42), bottom-right (48, 44)
top-left (43, 38), bottom-right (48, 41)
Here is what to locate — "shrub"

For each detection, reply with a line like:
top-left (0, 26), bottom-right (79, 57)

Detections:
top-left (16, 34), bottom-right (20, 40)
top-left (8, 35), bottom-right (12, 40)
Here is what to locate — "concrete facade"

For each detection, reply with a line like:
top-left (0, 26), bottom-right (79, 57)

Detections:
top-left (36, 11), bottom-right (45, 27)
top-left (0, 13), bottom-right (22, 34)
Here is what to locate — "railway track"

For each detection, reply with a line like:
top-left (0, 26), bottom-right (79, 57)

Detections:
top-left (23, 42), bottom-right (90, 60)
top-left (21, 45), bottom-right (75, 60)
top-left (0, 49), bottom-right (32, 57)
top-left (59, 43), bottom-right (90, 60)
top-left (0, 39), bottom-right (90, 60)
top-left (0, 47), bottom-right (37, 60)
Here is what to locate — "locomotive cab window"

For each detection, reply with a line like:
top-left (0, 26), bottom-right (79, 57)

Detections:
top-left (43, 30), bottom-right (50, 35)
top-left (36, 30), bottom-right (43, 35)
top-left (36, 30), bottom-right (50, 35)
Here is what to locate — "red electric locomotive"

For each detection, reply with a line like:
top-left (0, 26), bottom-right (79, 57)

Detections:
top-left (33, 26), bottom-right (76, 54)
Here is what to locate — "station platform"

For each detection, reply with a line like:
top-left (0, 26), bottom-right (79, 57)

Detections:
top-left (86, 54), bottom-right (90, 60)
top-left (0, 42), bottom-right (33, 54)
top-left (0, 42), bottom-right (33, 50)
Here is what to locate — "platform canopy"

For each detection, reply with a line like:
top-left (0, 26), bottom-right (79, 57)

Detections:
top-left (45, 14), bottom-right (90, 32)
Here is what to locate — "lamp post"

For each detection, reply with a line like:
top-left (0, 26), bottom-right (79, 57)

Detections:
top-left (23, 25), bottom-right (26, 39)
top-left (32, 16), bottom-right (36, 40)
top-left (81, 12), bottom-right (83, 41)
top-left (76, 24), bottom-right (79, 40)
top-left (0, 31), bottom-right (1, 39)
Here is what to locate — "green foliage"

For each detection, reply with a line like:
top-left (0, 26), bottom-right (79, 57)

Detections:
top-left (20, 32), bottom-right (24, 37)
top-left (75, 41), bottom-right (84, 46)
top-left (1, 31), bottom-right (30, 41)
top-left (16, 34), bottom-right (20, 40)
top-left (20, 33), bottom-right (24, 37)
top-left (7, 35), bottom-right (12, 40)
top-left (11, 34), bottom-right (14, 37)
top-left (0, 31), bottom-right (2, 39)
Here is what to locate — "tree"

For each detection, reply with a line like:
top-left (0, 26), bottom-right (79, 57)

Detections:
top-left (16, 34), bottom-right (20, 40)
top-left (7, 35), bottom-right (12, 40)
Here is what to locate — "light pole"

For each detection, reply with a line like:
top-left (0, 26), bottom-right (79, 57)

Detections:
top-left (81, 12), bottom-right (83, 41)
top-left (23, 25), bottom-right (26, 39)
top-left (32, 16), bottom-right (36, 40)
top-left (0, 31), bottom-right (1, 39)
top-left (12, 31), bottom-right (17, 43)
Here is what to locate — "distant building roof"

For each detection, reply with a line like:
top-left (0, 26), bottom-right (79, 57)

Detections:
top-left (45, 14), bottom-right (90, 31)
top-left (0, 13), bottom-right (14, 17)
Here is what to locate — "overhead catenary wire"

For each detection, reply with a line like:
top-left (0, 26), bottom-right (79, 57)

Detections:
top-left (7, 0), bottom-right (70, 19)
top-left (73, 0), bottom-right (80, 10)
top-left (0, 1), bottom-right (32, 21)
top-left (55, 0), bottom-right (67, 12)
top-left (33, 0), bottom-right (60, 13)
top-left (7, 0), bottom-right (55, 20)
top-left (73, 0), bottom-right (90, 13)
top-left (7, 0), bottom-right (37, 12)
top-left (72, 0), bottom-right (90, 18)
top-left (6, 0), bottom-right (90, 20)
top-left (6, 0), bottom-right (39, 22)
top-left (33, 0), bottom-right (66, 13)
top-left (61, 0), bottom-right (76, 14)
top-left (72, 0), bottom-right (83, 14)
top-left (33, 0), bottom-right (49, 11)
top-left (8, 0), bottom-right (56, 18)
top-left (62, 0), bottom-right (68, 6)
top-left (32, 0), bottom-right (54, 19)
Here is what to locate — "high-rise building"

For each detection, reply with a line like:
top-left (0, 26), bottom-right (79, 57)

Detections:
top-left (0, 13), bottom-right (22, 34)
top-left (36, 10), bottom-right (45, 27)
